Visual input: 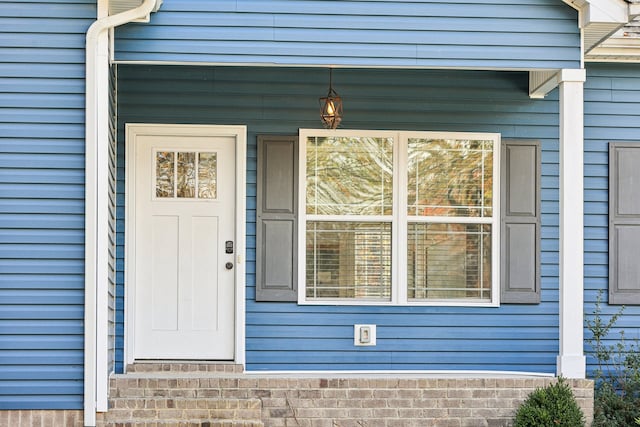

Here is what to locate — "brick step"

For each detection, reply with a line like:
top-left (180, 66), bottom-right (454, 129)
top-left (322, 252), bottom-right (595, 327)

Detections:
top-left (100, 420), bottom-right (263, 427)
top-left (109, 376), bottom-right (258, 399)
top-left (102, 398), bottom-right (261, 419)
top-left (125, 363), bottom-right (244, 374)
top-left (100, 398), bottom-right (262, 427)
top-left (107, 397), bottom-right (262, 411)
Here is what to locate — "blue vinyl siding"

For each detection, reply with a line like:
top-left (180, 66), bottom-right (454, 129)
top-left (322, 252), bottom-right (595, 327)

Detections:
top-left (114, 0), bottom-right (579, 70)
top-left (117, 65), bottom-right (561, 373)
top-left (0, 0), bottom-right (94, 410)
top-left (583, 63), bottom-right (640, 375)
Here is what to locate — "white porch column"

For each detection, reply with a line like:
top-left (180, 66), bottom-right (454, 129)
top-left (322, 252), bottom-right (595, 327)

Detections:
top-left (557, 68), bottom-right (587, 379)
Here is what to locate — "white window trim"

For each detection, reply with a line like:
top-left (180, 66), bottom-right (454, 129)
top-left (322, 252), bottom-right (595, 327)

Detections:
top-left (298, 129), bottom-right (500, 307)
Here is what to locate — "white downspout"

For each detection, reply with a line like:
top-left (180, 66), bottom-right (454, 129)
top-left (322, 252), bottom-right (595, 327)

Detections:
top-left (84, 1), bottom-right (157, 425)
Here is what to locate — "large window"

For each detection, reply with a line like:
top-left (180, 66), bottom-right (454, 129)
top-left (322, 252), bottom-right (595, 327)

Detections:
top-left (299, 130), bottom-right (500, 306)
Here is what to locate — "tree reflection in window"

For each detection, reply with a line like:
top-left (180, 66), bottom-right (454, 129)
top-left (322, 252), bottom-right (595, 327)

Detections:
top-left (306, 136), bottom-right (393, 216)
top-left (155, 150), bottom-right (217, 200)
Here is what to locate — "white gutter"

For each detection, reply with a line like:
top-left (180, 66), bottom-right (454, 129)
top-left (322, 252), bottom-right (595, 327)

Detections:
top-left (84, 1), bottom-right (158, 425)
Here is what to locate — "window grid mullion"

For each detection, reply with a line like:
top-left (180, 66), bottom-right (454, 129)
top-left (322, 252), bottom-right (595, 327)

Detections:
top-left (395, 133), bottom-right (408, 305)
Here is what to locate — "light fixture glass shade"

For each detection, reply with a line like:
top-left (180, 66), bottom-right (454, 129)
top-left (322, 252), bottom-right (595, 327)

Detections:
top-left (319, 70), bottom-right (342, 129)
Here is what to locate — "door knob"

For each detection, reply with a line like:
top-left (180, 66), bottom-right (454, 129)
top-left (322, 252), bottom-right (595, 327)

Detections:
top-left (225, 262), bottom-right (234, 270)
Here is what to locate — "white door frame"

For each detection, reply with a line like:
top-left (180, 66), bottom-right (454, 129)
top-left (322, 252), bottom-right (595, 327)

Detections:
top-left (124, 123), bottom-right (246, 368)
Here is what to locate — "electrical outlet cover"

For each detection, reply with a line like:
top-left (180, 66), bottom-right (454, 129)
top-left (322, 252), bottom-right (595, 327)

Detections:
top-left (354, 324), bottom-right (376, 346)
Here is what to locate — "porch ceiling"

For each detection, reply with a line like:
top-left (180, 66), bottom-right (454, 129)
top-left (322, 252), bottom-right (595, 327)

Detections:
top-left (585, 1), bottom-right (640, 61)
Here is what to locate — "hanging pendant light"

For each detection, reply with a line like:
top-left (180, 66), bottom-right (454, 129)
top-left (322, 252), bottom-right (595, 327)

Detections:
top-left (319, 69), bottom-right (343, 129)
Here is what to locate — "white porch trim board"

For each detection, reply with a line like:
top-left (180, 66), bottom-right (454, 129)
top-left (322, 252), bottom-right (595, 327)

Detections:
top-left (557, 68), bottom-right (587, 379)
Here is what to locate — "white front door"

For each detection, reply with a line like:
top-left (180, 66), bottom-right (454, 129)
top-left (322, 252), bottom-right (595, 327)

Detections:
top-left (132, 133), bottom-right (236, 360)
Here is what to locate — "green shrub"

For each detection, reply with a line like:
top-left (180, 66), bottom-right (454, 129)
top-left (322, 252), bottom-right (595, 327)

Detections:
top-left (586, 292), bottom-right (640, 427)
top-left (513, 378), bottom-right (585, 427)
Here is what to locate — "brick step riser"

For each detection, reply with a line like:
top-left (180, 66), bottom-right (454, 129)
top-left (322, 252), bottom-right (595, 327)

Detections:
top-left (108, 398), bottom-right (261, 410)
top-left (110, 391), bottom-right (262, 400)
top-left (125, 364), bottom-right (244, 374)
top-left (101, 409), bottom-right (261, 421)
top-left (100, 421), bottom-right (263, 427)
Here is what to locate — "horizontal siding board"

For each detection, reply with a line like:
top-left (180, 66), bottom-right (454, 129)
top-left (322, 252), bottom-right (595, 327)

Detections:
top-left (0, 382), bottom-right (82, 395)
top-left (114, 0), bottom-right (579, 69)
top-left (0, 306), bottom-right (84, 320)
top-left (246, 351), bottom-right (553, 365)
top-left (0, 275), bottom-right (83, 290)
top-left (233, 1), bottom-right (570, 17)
top-left (0, 320), bottom-right (83, 335)
top-left (0, 336), bottom-right (82, 350)
top-left (0, 201), bottom-right (83, 215)
top-left (0, 108), bottom-right (84, 123)
top-left (0, 34), bottom-right (86, 49)
top-left (0, 81), bottom-right (85, 95)
top-left (0, 124), bottom-right (84, 138)
top-left (0, 48), bottom-right (85, 64)
top-left (0, 94), bottom-right (84, 109)
top-left (0, 64), bottom-right (85, 79)
top-left (0, 18), bottom-right (93, 34)
top-left (246, 340), bottom-right (558, 353)
top-left (142, 13), bottom-right (570, 33)
top-left (0, 153), bottom-right (84, 168)
top-left (1, 169), bottom-right (85, 184)
top-left (0, 290), bottom-right (83, 304)
top-left (245, 312), bottom-right (559, 326)
top-left (117, 26), bottom-right (578, 47)
top-left (0, 214), bottom-right (83, 229)
top-left (0, 139), bottom-right (85, 155)
top-left (0, 366), bottom-right (82, 380)
top-left (248, 326), bottom-right (557, 340)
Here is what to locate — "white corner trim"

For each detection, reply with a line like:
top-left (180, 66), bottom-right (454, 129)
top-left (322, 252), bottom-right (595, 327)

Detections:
top-left (557, 71), bottom-right (586, 379)
top-left (85, 1), bottom-right (161, 425)
top-left (124, 124), bottom-right (247, 368)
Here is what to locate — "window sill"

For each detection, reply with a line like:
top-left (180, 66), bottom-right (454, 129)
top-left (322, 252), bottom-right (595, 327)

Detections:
top-left (298, 298), bottom-right (500, 308)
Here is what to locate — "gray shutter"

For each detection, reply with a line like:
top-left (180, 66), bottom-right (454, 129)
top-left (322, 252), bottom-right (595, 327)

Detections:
top-left (256, 135), bottom-right (298, 302)
top-left (501, 140), bottom-right (541, 304)
top-left (609, 143), bottom-right (640, 305)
